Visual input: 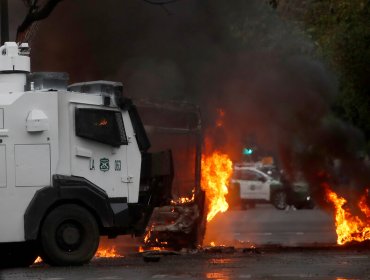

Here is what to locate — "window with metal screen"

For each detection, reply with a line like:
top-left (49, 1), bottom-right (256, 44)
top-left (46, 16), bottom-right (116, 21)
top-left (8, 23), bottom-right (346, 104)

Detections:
top-left (75, 108), bottom-right (128, 147)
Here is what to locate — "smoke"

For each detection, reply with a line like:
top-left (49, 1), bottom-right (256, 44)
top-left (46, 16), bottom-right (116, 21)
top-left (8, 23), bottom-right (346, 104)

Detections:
top-left (9, 0), bottom-right (369, 202)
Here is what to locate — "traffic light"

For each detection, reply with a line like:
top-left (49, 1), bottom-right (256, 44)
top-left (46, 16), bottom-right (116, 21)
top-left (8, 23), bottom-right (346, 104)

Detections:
top-left (243, 148), bottom-right (253, 155)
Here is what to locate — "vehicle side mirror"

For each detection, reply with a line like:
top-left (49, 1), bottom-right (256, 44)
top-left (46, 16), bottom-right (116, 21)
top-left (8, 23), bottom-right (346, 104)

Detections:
top-left (259, 176), bottom-right (267, 183)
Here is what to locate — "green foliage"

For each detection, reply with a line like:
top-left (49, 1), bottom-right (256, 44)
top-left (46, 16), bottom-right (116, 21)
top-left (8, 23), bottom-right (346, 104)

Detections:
top-left (305, 0), bottom-right (370, 152)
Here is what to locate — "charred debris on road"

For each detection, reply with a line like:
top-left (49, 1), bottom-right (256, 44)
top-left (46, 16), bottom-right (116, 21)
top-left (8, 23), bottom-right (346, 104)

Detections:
top-left (134, 99), bottom-right (207, 251)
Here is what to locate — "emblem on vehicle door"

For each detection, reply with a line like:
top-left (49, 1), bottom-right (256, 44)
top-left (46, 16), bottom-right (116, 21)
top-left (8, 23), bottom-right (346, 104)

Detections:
top-left (100, 158), bottom-right (109, 172)
top-left (115, 160), bottom-right (121, 171)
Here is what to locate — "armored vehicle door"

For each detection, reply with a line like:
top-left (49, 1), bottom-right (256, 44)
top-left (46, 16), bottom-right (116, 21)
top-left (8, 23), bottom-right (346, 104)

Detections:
top-left (70, 105), bottom-right (129, 199)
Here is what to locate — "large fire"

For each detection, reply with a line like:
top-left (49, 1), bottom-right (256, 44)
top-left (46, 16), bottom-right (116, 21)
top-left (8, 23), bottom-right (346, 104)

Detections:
top-left (325, 183), bottom-right (370, 245)
top-left (201, 151), bottom-right (233, 221)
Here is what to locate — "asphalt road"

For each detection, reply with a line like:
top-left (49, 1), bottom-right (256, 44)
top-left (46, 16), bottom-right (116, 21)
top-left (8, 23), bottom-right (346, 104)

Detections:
top-left (2, 248), bottom-right (370, 280)
top-left (204, 204), bottom-right (337, 247)
top-left (2, 205), bottom-right (369, 280)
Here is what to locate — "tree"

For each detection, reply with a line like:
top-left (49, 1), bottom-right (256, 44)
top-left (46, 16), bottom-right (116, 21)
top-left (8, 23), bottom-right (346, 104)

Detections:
top-left (16, 0), bottom-right (181, 42)
top-left (305, 0), bottom-right (370, 153)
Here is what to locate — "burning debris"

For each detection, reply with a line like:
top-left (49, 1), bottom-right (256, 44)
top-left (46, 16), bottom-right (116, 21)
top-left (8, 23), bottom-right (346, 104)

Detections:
top-left (141, 204), bottom-right (201, 249)
top-left (170, 189), bottom-right (195, 205)
top-left (324, 183), bottom-right (370, 245)
top-left (135, 100), bottom-right (207, 251)
top-left (141, 149), bottom-right (234, 250)
top-left (141, 105), bottom-right (234, 250)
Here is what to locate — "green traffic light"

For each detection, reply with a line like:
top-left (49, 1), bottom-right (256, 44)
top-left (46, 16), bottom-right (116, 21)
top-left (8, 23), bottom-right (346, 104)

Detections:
top-left (243, 148), bottom-right (253, 155)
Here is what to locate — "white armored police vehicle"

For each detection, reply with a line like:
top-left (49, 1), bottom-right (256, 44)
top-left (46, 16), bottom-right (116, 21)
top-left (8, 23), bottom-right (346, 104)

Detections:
top-left (0, 42), bottom-right (173, 267)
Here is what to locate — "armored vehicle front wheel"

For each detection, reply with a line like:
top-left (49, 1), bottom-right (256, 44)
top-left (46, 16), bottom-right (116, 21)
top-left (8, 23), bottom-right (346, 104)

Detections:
top-left (40, 204), bottom-right (99, 266)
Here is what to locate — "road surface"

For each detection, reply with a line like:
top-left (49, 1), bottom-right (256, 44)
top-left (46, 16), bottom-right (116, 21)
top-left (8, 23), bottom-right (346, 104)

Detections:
top-left (204, 204), bottom-right (337, 246)
top-left (2, 206), bottom-right (369, 280)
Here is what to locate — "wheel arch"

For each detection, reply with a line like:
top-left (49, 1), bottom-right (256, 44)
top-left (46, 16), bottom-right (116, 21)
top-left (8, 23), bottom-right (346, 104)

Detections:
top-left (24, 175), bottom-right (115, 241)
top-left (38, 199), bottom-right (106, 237)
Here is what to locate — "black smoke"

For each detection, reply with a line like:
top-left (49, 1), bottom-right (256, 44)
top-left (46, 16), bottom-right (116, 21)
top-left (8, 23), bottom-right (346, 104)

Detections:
top-left (9, 0), bottom-right (370, 204)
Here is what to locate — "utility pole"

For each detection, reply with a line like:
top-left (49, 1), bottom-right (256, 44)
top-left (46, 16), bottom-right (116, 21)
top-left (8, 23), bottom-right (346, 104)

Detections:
top-left (0, 0), bottom-right (9, 45)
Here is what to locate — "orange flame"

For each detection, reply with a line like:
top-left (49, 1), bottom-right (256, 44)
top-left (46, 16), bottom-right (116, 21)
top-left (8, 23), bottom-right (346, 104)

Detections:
top-left (139, 246), bottom-right (166, 252)
top-left (98, 119), bottom-right (108, 126)
top-left (95, 246), bottom-right (122, 258)
top-left (33, 256), bottom-right (42, 264)
top-left (216, 108), bottom-right (225, 128)
top-left (201, 151), bottom-right (233, 221)
top-left (143, 224), bottom-right (155, 245)
top-left (325, 184), bottom-right (370, 245)
top-left (171, 189), bottom-right (195, 205)
top-left (359, 190), bottom-right (370, 218)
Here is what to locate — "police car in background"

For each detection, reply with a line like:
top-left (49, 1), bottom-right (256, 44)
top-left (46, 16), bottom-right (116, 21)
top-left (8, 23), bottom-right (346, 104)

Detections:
top-left (227, 163), bottom-right (314, 210)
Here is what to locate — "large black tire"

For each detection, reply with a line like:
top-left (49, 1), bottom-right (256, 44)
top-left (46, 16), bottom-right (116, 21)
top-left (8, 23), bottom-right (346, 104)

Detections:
top-left (272, 191), bottom-right (287, 210)
top-left (0, 242), bottom-right (39, 268)
top-left (40, 204), bottom-right (99, 266)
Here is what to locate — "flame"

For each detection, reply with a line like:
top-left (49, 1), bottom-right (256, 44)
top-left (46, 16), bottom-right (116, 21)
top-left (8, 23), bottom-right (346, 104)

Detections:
top-left (34, 246), bottom-right (122, 263)
top-left (138, 246), bottom-right (166, 252)
top-left (95, 246), bottom-right (122, 258)
top-left (98, 118), bottom-right (108, 126)
top-left (171, 189), bottom-right (195, 205)
top-left (210, 241), bottom-right (216, 247)
top-left (143, 225), bottom-right (155, 244)
top-left (201, 151), bottom-right (233, 221)
top-left (216, 108), bottom-right (225, 128)
top-left (33, 256), bottom-right (42, 264)
top-left (144, 232), bottom-right (150, 244)
top-left (325, 184), bottom-right (370, 245)
top-left (359, 189), bottom-right (370, 218)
